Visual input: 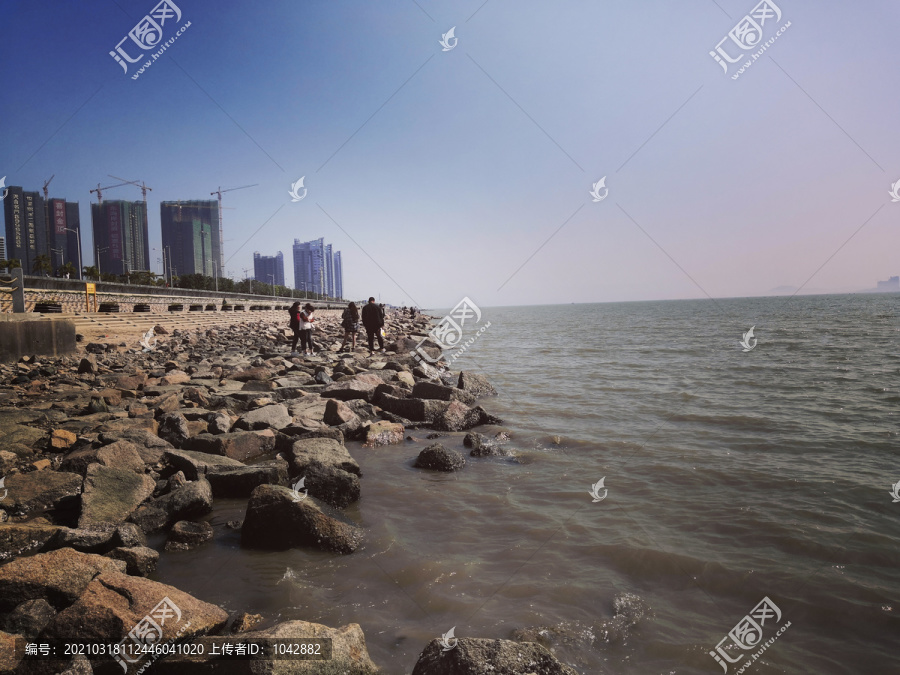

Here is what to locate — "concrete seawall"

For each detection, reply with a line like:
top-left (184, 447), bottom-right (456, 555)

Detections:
top-left (0, 316), bottom-right (76, 362)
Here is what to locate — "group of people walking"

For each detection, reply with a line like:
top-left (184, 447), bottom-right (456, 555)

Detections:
top-left (288, 297), bottom-right (387, 357)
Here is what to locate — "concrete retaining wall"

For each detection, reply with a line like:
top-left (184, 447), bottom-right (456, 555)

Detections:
top-left (0, 317), bottom-right (76, 362)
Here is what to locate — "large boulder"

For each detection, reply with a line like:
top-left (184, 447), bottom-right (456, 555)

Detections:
top-left (129, 479), bottom-right (213, 533)
top-left (60, 440), bottom-right (146, 475)
top-left (0, 548), bottom-right (126, 612)
top-left (98, 427), bottom-right (172, 464)
top-left (104, 546), bottom-right (159, 577)
top-left (457, 371), bottom-right (496, 398)
top-left (363, 421), bottom-right (405, 447)
top-left (78, 463), bottom-right (156, 529)
top-left (0, 471), bottom-right (83, 517)
top-left (374, 393), bottom-right (448, 423)
top-left (164, 449), bottom-right (245, 481)
top-left (323, 398), bottom-right (357, 426)
top-left (241, 485), bottom-right (362, 553)
top-left (430, 401), bottom-right (484, 432)
top-left (414, 443), bottom-right (466, 472)
top-left (292, 461), bottom-right (360, 508)
top-left (412, 381), bottom-right (476, 405)
top-left (183, 431), bottom-right (276, 462)
top-left (41, 570), bottom-right (228, 670)
top-left (411, 637), bottom-right (579, 675)
top-left (289, 437), bottom-right (360, 477)
top-left (321, 374), bottom-right (384, 402)
top-left (205, 459), bottom-right (290, 498)
top-left (233, 404), bottom-right (292, 431)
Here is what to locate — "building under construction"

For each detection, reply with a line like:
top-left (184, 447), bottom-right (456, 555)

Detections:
top-left (159, 200), bottom-right (221, 279)
top-left (91, 200), bottom-right (150, 276)
top-left (3, 186), bottom-right (82, 278)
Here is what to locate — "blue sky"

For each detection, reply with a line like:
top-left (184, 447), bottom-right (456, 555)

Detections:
top-left (2, 0), bottom-right (898, 307)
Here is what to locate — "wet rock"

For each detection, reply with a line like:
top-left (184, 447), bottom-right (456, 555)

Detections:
top-left (412, 381), bottom-right (476, 405)
top-left (164, 449), bottom-right (245, 481)
top-left (104, 546), bottom-right (159, 576)
top-left (412, 637), bottom-right (578, 675)
top-left (41, 569), bottom-right (228, 651)
top-left (432, 401), bottom-right (502, 432)
top-left (293, 460), bottom-right (360, 508)
top-left (0, 471), bottom-right (82, 517)
top-left (375, 393), bottom-right (448, 422)
top-left (0, 547), bottom-right (126, 612)
top-left (464, 431), bottom-right (512, 457)
top-left (414, 443), bottom-right (466, 472)
top-left (289, 437), bottom-right (360, 477)
top-left (164, 520), bottom-right (214, 552)
top-left (78, 463), bottom-right (156, 529)
top-left (158, 412), bottom-right (190, 448)
top-left (241, 485), bottom-right (362, 553)
top-left (364, 420), bottom-right (405, 447)
top-left (206, 458), bottom-right (289, 498)
top-left (230, 612), bottom-right (263, 633)
top-left (458, 371), bottom-right (496, 398)
top-left (1, 598), bottom-right (56, 639)
top-left (234, 403), bottom-right (292, 431)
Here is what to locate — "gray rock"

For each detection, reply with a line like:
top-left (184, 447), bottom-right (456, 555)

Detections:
top-left (104, 546), bottom-right (159, 576)
top-left (79, 464), bottom-right (156, 529)
top-left (183, 430), bottom-right (276, 462)
top-left (412, 381), bottom-right (477, 405)
top-left (165, 520), bottom-right (214, 551)
top-left (164, 449), bottom-right (245, 481)
top-left (129, 478), bottom-right (213, 533)
top-left (458, 371), bottom-right (496, 398)
top-left (0, 471), bottom-right (83, 517)
top-left (241, 485), bottom-right (362, 553)
top-left (234, 404), bottom-right (292, 431)
top-left (1, 599), bottom-right (57, 639)
top-left (414, 443), bottom-right (466, 472)
top-left (158, 412), bottom-right (190, 448)
top-left (293, 460), bottom-right (360, 508)
top-left (289, 437), bottom-right (360, 477)
top-left (206, 459), bottom-right (290, 498)
top-left (374, 393), bottom-right (448, 422)
top-left (411, 637), bottom-right (579, 675)
top-left (207, 412), bottom-right (232, 434)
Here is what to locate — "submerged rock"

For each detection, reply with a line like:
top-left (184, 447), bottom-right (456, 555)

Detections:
top-left (241, 485), bottom-right (362, 553)
top-left (414, 443), bottom-right (466, 472)
top-left (411, 637), bottom-right (578, 675)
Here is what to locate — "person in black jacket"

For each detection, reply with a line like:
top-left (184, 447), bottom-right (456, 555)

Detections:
top-left (287, 302), bottom-right (301, 356)
top-left (361, 296), bottom-right (385, 354)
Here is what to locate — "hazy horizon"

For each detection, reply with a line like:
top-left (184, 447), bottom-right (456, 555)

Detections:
top-left (2, 0), bottom-right (898, 308)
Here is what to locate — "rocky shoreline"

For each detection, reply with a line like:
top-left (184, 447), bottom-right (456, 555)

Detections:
top-left (0, 309), bottom-right (583, 674)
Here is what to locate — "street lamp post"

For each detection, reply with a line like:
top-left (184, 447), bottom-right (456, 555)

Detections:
top-left (63, 228), bottom-right (82, 280)
top-left (212, 261), bottom-right (218, 292)
top-left (268, 274), bottom-right (275, 300)
top-left (95, 246), bottom-right (109, 279)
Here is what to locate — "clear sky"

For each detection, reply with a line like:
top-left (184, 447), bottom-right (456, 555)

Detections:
top-left (2, 0), bottom-right (898, 308)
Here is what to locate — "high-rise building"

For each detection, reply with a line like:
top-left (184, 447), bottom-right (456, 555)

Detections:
top-left (159, 201), bottom-right (220, 279)
top-left (91, 200), bottom-right (150, 275)
top-left (324, 243), bottom-right (334, 297)
top-left (3, 186), bottom-right (47, 273)
top-left (253, 251), bottom-right (285, 286)
top-left (3, 187), bottom-right (83, 278)
top-left (292, 237), bottom-right (325, 295)
top-left (47, 198), bottom-right (83, 278)
top-left (333, 251), bottom-right (343, 299)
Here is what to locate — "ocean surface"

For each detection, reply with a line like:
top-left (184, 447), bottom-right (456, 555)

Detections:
top-left (159, 295), bottom-right (900, 674)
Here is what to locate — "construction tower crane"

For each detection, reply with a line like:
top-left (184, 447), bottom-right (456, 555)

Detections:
top-left (89, 181), bottom-right (133, 204)
top-left (42, 175), bottom-right (55, 201)
top-left (109, 175), bottom-right (153, 201)
top-left (210, 184), bottom-right (257, 268)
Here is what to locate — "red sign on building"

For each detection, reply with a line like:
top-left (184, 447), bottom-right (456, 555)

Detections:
top-left (54, 201), bottom-right (67, 235)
